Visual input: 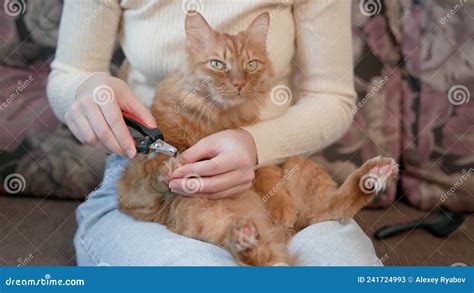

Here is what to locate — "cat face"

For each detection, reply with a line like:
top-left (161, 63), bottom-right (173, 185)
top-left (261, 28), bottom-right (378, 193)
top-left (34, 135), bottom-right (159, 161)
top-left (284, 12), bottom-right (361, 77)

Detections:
top-left (185, 12), bottom-right (273, 109)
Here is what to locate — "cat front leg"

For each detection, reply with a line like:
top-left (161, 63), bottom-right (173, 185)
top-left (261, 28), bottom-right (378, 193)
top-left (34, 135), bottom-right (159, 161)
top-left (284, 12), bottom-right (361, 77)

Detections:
top-left (118, 155), bottom-right (178, 223)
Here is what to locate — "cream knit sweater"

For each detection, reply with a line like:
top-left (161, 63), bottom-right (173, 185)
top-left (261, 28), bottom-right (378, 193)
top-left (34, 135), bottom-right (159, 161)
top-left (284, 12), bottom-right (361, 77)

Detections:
top-left (47, 0), bottom-right (356, 165)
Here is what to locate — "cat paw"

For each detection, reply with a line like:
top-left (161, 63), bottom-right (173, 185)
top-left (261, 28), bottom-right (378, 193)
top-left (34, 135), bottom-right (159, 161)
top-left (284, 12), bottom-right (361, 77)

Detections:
top-left (227, 220), bottom-right (258, 253)
top-left (358, 156), bottom-right (399, 195)
top-left (157, 157), bottom-right (182, 183)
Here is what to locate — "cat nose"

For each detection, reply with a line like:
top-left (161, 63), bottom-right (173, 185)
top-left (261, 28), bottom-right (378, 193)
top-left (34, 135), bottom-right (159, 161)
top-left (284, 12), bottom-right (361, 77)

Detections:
top-left (232, 80), bottom-right (246, 92)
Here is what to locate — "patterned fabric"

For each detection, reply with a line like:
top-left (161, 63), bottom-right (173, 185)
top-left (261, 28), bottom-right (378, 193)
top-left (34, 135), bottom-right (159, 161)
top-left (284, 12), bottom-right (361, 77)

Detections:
top-left (313, 0), bottom-right (473, 211)
top-left (0, 0), bottom-right (472, 211)
top-left (400, 0), bottom-right (474, 212)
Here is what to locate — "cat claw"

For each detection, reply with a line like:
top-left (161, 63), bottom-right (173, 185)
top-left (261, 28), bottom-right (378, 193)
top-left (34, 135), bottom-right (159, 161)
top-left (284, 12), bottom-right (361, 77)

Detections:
top-left (358, 157), bottom-right (398, 195)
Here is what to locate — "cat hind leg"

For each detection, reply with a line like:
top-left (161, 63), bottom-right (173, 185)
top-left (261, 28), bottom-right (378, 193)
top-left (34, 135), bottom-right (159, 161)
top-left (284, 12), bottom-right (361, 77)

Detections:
top-left (326, 156), bottom-right (399, 222)
top-left (226, 218), bottom-right (289, 266)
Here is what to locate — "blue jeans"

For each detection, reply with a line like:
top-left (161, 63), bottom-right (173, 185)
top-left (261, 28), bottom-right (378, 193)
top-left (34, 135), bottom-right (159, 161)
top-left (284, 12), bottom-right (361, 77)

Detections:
top-left (74, 154), bottom-right (381, 266)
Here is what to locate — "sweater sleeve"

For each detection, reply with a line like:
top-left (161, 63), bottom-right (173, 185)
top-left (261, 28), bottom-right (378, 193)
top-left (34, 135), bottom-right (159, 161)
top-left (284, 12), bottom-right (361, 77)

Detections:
top-left (243, 0), bottom-right (356, 166)
top-left (47, 0), bottom-right (121, 123)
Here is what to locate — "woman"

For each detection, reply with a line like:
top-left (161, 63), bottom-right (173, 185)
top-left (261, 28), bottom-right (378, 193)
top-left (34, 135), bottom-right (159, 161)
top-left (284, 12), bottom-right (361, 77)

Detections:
top-left (47, 0), bottom-right (380, 266)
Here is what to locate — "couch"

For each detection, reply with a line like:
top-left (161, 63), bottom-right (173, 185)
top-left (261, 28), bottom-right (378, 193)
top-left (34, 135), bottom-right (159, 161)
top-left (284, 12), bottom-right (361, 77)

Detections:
top-left (1, 0), bottom-right (473, 266)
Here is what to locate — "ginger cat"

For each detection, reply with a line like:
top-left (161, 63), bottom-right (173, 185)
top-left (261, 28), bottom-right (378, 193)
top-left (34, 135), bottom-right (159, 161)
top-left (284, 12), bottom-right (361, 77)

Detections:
top-left (118, 12), bottom-right (398, 266)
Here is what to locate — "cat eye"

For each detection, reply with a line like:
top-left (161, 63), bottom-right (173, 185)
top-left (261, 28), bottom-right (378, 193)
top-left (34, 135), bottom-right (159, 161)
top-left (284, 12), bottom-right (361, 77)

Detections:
top-left (245, 60), bottom-right (260, 72)
top-left (209, 59), bottom-right (226, 71)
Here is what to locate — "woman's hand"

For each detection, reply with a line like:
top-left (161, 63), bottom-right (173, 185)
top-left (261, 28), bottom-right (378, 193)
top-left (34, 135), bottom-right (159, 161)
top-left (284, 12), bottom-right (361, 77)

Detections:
top-left (169, 129), bottom-right (258, 199)
top-left (64, 73), bottom-right (157, 158)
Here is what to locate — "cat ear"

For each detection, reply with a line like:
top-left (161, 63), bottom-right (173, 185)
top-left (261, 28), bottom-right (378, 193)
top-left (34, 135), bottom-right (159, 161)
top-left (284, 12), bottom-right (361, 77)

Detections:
top-left (245, 12), bottom-right (270, 47)
top-left (185, 11), bottom-right (215, 50)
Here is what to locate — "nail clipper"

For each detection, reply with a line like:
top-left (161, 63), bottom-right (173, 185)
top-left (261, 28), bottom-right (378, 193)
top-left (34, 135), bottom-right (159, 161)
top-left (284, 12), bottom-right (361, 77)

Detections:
top-left (122, 111), bottom-right (177, 159)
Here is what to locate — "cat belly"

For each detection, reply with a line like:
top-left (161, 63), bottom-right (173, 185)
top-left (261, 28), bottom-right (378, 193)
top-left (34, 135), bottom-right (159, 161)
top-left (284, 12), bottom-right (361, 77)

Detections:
top-left (165, 191), bottom-right (289, 266)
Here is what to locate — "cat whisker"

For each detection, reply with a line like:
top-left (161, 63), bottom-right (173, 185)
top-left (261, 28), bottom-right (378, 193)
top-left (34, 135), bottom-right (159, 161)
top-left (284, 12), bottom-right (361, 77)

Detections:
top-left (195, 96), bottom-right (217, 132)
top-left (206, 95), bottom-right (221, 131)
top-left (182, 96), bottom-right (212, 140)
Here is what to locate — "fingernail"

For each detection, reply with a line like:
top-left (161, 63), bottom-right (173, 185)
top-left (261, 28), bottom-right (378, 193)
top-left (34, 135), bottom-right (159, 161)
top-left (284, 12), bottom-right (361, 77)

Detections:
top-left (126, 148), bottom-right (135, 158)
top-left (169, 181), bottom-right (179, 189)
top-left (172, 169), bottom-right (182, 178)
